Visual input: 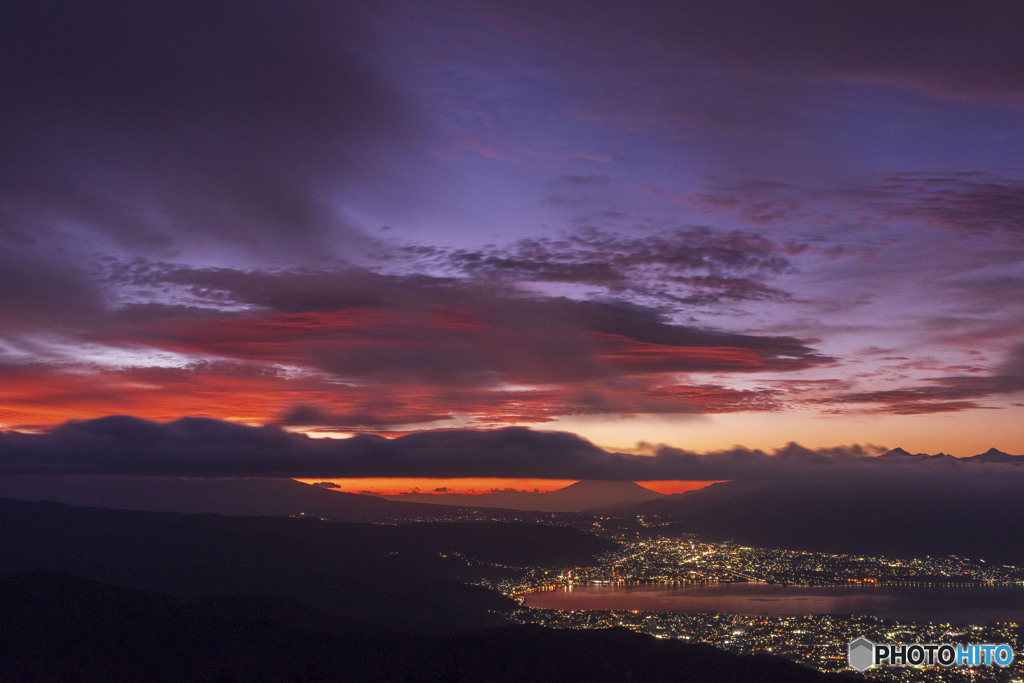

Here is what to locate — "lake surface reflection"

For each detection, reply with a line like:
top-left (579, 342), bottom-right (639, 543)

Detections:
top-left (524, 582), bottom-right (1024, 624)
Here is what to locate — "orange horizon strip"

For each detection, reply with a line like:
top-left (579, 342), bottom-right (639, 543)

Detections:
top-left (296, 477), bottom-right (724, 496)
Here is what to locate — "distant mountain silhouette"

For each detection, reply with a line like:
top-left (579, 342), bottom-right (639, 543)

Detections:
top-left (0, 569), bottom-right (846, 682)
top-left (879, 447), bottom-right (954, 460)
top-left (654, 479), bottom-right (773, 505)
top-left (966, 447), bottom-right (1024, 463)
top-left (624, 476), bottom-right (1024, 564)
top-left (0, 475), bottom-right (538, 522)
top-left (879, 446), bottom-right (913, 457)
top-left (878, 447), bottom-right (1024, 463)
top-left (385, 479), bottom-right (665, 512)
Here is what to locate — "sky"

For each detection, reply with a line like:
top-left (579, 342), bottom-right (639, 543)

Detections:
top-left (1, 1), bottom-right (1023, 486)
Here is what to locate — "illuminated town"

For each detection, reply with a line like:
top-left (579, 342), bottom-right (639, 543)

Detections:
top-left (496, 532), bottom-right (1024, 681)
top-left (513, 532), bottom-right (1024, 587)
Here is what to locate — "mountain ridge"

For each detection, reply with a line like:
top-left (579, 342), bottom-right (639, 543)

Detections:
top-left (384, 479), bottom-right (665, 512)
top-left (0, 475), bottom-right (584, 522)
top-left (624, 476), bottom-right (1024, 564)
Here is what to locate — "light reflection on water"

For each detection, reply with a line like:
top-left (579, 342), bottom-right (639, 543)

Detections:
top-left (523, 582), bottom-right (1024, 624)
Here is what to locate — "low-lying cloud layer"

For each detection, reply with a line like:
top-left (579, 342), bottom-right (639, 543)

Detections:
top-left (1, 416), bottom-right (1020, 480)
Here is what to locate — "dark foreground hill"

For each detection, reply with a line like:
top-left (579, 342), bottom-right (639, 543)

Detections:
top-left (0, 475), bottom-right (471, 521)
top-left (0, 569), bottom-right (846, 683)
top-left (630, 476), bottom-right (1024, 564)
top-left (0, 497), bottom-right (615, 631)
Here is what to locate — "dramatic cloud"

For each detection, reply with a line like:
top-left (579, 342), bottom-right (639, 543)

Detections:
top-left (107, 263), bottom-right (827, 376)
top-left (1, 0), bottom-right (1022, 456)
top-left (398, 0), bottom-right (1024, 181)
top-left (1, 0), bottom-right (416, 259)
top-left (0, 254), bottom-right (834, 432)
top-left (874, 173), bottom-right (1024, 241)
top-left (819, 345), bottom-right (1024, 415)
top-left (692, 172), bottom-right (1024, 244)
top-left (397, 226), bottom-right (794, 307)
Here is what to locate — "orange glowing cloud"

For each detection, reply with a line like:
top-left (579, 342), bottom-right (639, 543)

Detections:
top-left (593, 332), bottom-right (768, 372)
top-left (0, 354), bottom-right (787, 434)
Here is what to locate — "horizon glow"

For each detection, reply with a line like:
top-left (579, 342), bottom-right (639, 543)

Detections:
top-left (296, 478), bottom-right (724, 496)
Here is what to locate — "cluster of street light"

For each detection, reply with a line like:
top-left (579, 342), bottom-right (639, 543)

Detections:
top-left (501, 535), bottom-right (1024, 680)
top-left (509, 535), bottom-right (1024, 590)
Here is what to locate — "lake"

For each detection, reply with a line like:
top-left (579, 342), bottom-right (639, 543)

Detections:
top-left (523, 582), bottom-right (1024, 624)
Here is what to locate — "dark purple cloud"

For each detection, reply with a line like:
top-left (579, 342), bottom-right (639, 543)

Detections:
top-left (991, 343), bottom-right (1024, 393)
top-left (395, 0), bottom-right (1024, 190)
top-left (821, 346), bottom-right (1024, 414)
top-left (399, 226), bottom-right (794, 306)
top-left (278, 404), bottom-right (454, 431)
top-left (98, 263), bottom-right (831, 386)
top-left (0, 252), bottom-right (833, 431)
top-left (471, 0), bottom-right (1024, 101)
top-left (638, 1), bottom-right (1024, 100)
top-left (1, 0), bottom-right (416, 258)
top-left (0, 251), bottom-right (105, 332)
top-left (693, 172), bottom-right (1024, 242)
top-left (872, 173), bottom-right (1024, 241)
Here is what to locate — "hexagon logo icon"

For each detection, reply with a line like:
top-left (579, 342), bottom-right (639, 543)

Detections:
top-left (848, 636), bottom-right (875, 672)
